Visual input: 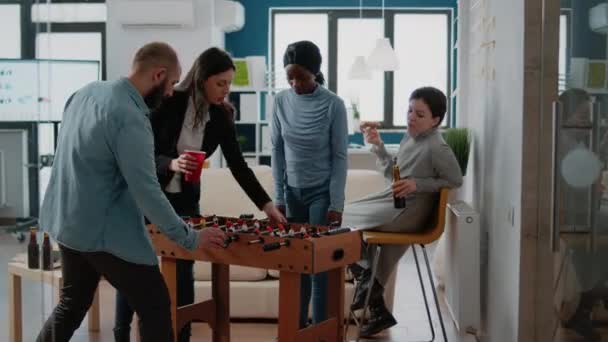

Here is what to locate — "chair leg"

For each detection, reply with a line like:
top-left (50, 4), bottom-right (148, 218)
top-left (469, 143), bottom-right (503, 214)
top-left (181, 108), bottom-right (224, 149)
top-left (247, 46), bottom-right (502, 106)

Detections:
top-left (412, 244), bottom-right (437, 342)
top-left (345, 295), bottom-right (358, 340)
top-left (345, 270), bottom-right (360, 339)
top-left (350, 245), bottom-right (382, 342)
top-left (346, 244), bottom-right (449, 342)
top-left (420, 244), bottom-right (449, 342)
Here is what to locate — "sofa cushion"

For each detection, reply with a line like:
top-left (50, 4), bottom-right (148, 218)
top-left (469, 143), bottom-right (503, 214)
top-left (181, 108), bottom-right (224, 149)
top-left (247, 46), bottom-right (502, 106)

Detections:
top-left (344, 169), bottom-right (387, 203)
top-left (200, 165), bottom-right (274, 218)
top-left (199, 166), bottom-right (386, 219)
top-left (193, 261), bottom-right (268, 281)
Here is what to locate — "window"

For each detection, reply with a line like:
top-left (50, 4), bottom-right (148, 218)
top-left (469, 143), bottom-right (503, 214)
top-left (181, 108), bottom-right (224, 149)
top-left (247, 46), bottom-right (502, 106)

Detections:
top-left (36, 32), bottom-right (103, 70)
top-left (0, 4), bottom-right (21, 58)
top-left (337, 18), bottom-right (384, 122)
top-left (0, 0), bottom-right (107, 218)
top-left (30, 3), bottom-right (107, 80)
top-left (272, 13), bottom-right (328, 90)
top-left (271, 9), bottom-right (453, 128)
top-left (393, 14), bottom-right (448, 126)
top-left (34, 33), bottom-right (103, 120)
top-left (31, 3), bottom-right (106, 23)
top-left (559, 12), bottom-right (569, 92)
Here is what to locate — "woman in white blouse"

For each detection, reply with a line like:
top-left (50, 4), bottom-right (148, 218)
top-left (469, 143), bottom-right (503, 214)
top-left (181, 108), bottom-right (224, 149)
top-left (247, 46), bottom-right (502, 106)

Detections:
top-left (113, 47), bottom-right (285, 342)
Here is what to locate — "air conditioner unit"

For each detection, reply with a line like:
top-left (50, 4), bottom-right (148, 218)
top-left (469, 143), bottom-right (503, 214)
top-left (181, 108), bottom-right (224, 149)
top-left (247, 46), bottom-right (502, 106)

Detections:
top-left (115, 0), bottom-right (195, 28)
top-left (590, 3), bottom-right (608, 34)
top-left (214, 0), bottom-right (244, 33)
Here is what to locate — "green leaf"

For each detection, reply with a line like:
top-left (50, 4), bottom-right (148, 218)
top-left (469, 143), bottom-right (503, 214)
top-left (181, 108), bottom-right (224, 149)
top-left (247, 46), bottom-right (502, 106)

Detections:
top-left (442, 128), bottom-right (470, 176)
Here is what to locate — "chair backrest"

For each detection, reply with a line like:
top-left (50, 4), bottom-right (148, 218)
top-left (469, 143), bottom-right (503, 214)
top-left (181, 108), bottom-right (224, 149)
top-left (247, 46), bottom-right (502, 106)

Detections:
top-left (420, 188), bottom-right (450, 243)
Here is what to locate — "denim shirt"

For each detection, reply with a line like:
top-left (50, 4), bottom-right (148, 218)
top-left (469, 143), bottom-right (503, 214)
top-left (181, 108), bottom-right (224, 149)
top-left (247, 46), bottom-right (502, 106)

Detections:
top-left (39, 78), bottom-right (199, 265)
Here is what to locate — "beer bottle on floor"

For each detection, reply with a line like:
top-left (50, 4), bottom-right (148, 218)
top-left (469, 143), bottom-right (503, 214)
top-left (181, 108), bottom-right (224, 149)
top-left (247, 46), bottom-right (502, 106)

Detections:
top-left (42, 232), bottom-right (52, 270)
top-left (27, 227), bottom-right (39, 269)
top-left (392, 157), bottom-right (406, 209)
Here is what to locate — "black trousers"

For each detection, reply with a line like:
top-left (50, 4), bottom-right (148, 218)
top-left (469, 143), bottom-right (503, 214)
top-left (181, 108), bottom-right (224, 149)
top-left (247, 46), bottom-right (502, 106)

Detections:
top-left (115, 191), bottom-right (199, 342)
top-left (114, 259), bottom-right (194, 342)
top-left (37, 245), bottom-right (174, 342)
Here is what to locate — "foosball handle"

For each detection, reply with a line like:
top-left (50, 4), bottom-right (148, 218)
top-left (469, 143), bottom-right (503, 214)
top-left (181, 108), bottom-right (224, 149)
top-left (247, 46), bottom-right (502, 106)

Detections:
top-left (325, 227), bottom-right (352, 236)
top-left (248, 237), bottom-right (265, 245)
top-left (223, 234), bottom-right (240, 248)
top-left (262, 239), bottom-right (291, 252)
top-left (328, 220), bottom-right (341, 227)
top-left (263, 242), bottom-right (280, 251)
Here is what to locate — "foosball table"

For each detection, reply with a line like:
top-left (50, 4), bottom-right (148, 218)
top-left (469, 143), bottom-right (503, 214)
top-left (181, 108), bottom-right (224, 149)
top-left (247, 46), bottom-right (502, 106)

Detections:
top-left (147, 214), bottom-right (362, 342)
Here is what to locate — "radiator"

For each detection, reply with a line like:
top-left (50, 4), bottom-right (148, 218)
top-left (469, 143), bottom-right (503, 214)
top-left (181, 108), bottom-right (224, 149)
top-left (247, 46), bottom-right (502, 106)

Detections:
top-left (444, 200), bottom-right (481, 334)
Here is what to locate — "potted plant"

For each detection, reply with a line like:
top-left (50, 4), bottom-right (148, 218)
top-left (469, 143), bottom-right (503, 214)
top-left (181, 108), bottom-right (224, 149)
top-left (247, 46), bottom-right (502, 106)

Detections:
top-left (442, 127), bottom-right (470, 176)
top-left (351, 102), bottom-right (361, 131)
top-left (237, 135), bottom-right (248, 149)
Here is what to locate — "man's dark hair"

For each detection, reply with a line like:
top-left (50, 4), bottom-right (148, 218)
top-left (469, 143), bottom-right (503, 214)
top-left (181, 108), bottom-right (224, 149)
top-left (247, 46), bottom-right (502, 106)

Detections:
top-left (132, 42), bottom-right (179, 72)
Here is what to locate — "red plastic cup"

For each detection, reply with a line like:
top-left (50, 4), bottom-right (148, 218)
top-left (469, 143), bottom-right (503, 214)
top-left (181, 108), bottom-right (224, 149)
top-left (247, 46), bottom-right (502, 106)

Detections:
top-left (184, 150), bottom-right (206, 183)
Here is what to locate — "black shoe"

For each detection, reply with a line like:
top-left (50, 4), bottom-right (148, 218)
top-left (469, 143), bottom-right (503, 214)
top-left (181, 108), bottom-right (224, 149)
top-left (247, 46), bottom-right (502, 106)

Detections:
top-left (359, 299), bottom-right (397, 337)
top-left (113, 327), bottom-right (131, 342)
top-left (351, 277), bottom-right (383, 311)
top-left (348, 263), bottom-right (367, 282)
top-left (564, 314), bottom-right (601, 341)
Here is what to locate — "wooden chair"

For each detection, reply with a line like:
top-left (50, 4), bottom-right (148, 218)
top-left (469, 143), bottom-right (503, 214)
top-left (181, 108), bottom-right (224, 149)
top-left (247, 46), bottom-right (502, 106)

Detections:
top-left (347, 188), bottom-right (450, 342)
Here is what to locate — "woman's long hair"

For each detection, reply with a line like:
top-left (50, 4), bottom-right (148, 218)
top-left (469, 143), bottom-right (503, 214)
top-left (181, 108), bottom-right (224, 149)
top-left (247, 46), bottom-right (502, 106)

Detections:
top-left (175, 47), bottom-right (236, 126)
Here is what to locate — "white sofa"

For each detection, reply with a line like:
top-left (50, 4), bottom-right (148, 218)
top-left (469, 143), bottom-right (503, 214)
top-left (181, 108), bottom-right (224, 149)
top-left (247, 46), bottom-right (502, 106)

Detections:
top-left (193, 165), bottom-right (395, 319)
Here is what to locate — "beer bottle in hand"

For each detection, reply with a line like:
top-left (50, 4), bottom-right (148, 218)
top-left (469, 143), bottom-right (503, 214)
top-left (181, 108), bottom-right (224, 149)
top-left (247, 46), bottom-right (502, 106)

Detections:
top-left (392, 157), bottom-right (406, 209)
top-left (27, 228), bottom-right (40, 269)
top-left (42, 232), bottom-right (52, 270)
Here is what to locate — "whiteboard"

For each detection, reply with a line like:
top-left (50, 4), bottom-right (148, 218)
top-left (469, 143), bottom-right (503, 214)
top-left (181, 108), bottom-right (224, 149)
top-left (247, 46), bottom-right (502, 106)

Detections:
top-left (0, 59), bottom-right (100, 122)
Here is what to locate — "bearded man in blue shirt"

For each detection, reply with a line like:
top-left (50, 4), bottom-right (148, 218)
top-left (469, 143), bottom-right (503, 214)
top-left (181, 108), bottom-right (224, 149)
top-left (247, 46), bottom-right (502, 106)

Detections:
top-left (36, 42), bottom-right (226, 342)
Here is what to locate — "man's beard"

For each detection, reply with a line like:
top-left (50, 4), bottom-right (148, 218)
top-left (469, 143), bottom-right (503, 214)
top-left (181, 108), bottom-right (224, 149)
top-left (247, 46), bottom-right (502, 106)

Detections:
top-left (144, 83), bottom-right (166, 110)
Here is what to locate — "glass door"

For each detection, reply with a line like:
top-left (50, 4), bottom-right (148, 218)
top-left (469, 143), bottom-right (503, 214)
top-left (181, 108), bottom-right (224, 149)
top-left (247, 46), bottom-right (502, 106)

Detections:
top-left (549, 1), bottom-right (608, 340)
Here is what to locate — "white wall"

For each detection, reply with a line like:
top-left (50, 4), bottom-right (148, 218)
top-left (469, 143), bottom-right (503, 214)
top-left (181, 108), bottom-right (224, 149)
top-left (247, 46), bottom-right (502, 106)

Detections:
top-left (106, 0), bottom-right (225, 166)
top-left (106, 0), bottom-right (225, 80)
top-left (456, 0), bottom-right (524, 340)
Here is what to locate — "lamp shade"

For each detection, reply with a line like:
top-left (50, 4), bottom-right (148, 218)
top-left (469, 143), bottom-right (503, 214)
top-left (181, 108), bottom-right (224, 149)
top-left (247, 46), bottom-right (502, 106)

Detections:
top-left (367, 38), bottom-right (399, 71)
top-left (348, 56), bottom-right (372, 80)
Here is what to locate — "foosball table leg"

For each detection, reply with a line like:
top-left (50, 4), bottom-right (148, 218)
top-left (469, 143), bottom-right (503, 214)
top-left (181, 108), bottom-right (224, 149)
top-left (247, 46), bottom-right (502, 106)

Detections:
top-left (278, 271), bottom-right (301, 341)
top-left (160, 257), bottom-right (178, 342)
top-left (278, 269), bottom-right (345, 342)
top-left (212, 263), bottom-right (230, 342)
top-left (328, 267), bottom-right (346, 342)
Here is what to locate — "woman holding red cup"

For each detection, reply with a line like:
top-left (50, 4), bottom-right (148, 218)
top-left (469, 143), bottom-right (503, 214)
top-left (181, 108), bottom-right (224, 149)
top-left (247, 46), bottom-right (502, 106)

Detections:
top-left (113, 47), bottom-right (286, 342)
